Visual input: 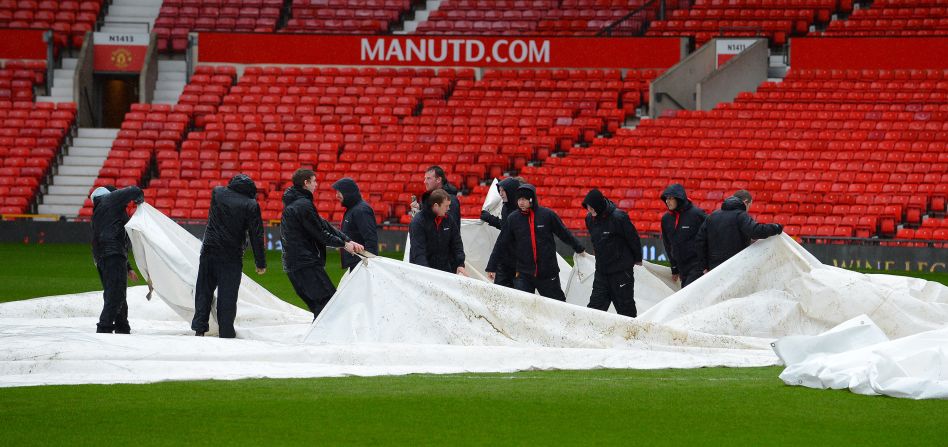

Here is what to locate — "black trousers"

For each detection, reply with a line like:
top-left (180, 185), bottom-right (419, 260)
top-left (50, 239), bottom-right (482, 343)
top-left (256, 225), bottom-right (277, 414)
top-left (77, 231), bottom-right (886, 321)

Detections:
top-left (493, 267), bottom-right (515, 288)
top-left (192, 253), bottom-right (243, 338)
top-left (679, 262), bottom-right (703, 288)
top-left (288, 265), bottom-right (336, 318)
top-left (588, 269), bottom-right (637, 317)
top-left (513, 273), bottom-right (566, 301)
top-left (96, 255), bottom-right (130, 334)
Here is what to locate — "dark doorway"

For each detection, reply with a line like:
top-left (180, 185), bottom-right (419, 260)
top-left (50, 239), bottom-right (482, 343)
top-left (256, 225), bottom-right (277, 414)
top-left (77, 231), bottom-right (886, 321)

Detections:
top-left (97, 75), bottom-right (138, 128)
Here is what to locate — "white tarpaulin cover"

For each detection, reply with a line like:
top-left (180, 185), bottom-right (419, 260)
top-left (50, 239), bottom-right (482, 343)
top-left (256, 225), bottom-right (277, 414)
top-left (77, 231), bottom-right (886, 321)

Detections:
top-left (775, 317), bottom-right (948, 399)
top-left (1, 203), bottom-right (946, 399)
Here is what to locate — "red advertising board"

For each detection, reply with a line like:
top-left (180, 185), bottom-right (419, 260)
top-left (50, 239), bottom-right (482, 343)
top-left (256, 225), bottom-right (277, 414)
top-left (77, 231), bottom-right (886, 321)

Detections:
top-left (94, 32), bottom-right (149, 72)
top-left (791, 37), bottom-right (948, 70)
top-left (0, 29), bottom-right (47, 60)
top-left (199, 34), bottom-right (684, 69)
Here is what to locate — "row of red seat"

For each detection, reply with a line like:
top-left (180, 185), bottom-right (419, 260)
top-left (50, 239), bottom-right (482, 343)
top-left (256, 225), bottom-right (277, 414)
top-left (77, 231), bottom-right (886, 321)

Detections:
top-left (0, 96), bottom-right (75, 215)
top-left (823, 0), bottom-right (948, 36)
top-left (490, 67), bottom-right (948, 238)
top-left (0, 0), bottom-right (101, 49)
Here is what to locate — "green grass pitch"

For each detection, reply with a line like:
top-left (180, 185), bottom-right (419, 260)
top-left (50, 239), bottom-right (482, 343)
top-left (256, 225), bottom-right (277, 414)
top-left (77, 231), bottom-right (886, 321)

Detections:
top-left (0, 243), bottom-right (946, 445)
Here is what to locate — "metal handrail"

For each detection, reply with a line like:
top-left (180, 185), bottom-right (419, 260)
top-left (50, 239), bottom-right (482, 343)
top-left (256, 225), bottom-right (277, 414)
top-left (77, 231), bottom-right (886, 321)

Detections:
top-left (597, 0), bottom-right (661, 37)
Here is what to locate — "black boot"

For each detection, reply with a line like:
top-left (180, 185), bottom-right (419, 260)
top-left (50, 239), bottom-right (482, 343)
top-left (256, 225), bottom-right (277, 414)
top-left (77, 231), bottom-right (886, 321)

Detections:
top-left (195, 331), bottom-right (205, 336)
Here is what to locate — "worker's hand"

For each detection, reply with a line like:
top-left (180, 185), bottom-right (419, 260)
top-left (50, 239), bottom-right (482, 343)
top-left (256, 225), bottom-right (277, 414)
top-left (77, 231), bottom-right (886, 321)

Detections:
top-left (409, 201), bottom-right (420, 213)
top-left (487, 271), bottom-right (496, 281)
top-left (256, 267), bottom-right (266, 275)
top-left (127, 269), bottom-right (139, 282)
top-left (703, 269), bottom-right (709, 274)
top-left (456, 267), bottom-right (467, 277)
top-left (480, 210), bottom-right (493, 222)
top-left (345, 241), bottom-right (365, 254)
top-left (672, 274), bottom-right (680, 282)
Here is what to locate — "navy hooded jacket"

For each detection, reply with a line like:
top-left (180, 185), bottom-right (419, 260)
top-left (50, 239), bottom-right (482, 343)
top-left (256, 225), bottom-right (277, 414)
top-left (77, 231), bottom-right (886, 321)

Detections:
top-left (486, 184), bottom-right (585, 279)
top-left (201, 174), bottom-right (267, 269)
top-left (695, 196), bottom-right (783, 271)
top-left (332, 177), bottom-right (379, 270)
top-left (659, 184), bottom-right (706, 275)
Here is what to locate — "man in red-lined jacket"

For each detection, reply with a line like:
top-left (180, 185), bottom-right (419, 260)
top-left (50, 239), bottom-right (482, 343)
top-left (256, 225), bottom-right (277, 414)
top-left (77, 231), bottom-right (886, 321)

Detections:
top-left (485, 183), bottom-right (586, 300)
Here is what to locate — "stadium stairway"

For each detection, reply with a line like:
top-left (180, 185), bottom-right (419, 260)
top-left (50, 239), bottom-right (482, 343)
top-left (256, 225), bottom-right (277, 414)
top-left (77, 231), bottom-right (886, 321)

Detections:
top-left (36, 58), bottom-right (77, 104)
top-left (396, 0), bottom-right (444, 34)
top-left (38, 128), bottom-right (119, 215)
top-left (154, 59), bottom-right (188, 105)
top-left (100, 0), bottom-right (162, 34)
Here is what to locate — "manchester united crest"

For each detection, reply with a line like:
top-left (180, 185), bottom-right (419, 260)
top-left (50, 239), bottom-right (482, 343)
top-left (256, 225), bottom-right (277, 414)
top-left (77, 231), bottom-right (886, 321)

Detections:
top-left (110, 48), bottom-right (133, 69)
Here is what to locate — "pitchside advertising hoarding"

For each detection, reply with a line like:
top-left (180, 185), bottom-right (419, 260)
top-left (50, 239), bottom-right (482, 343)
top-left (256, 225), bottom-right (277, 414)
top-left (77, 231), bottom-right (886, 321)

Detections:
top-left (198, 34), bottom-right (685, 68)
top-left (93, 32), bottom-right (149, 72)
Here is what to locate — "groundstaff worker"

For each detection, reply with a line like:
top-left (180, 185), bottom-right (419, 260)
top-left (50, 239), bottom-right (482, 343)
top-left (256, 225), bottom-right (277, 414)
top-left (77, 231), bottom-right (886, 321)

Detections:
top-left (486, 184), bottom-right (585, 300)
top-left (695, 190), bottom-right (783, 273)
top-left (192, 174), bottom-right (267, 338)
top-left (660, 183), bottom-right (707, 287)
top-left (409, 188), bottom-right (466, 275)
top-left (90, 185), bottom-right (143, 334)
top-left (582, 188), bottom-right (642, 317)
top-left (282, 169), bottom-right (364, 319)
top-left (480, 177), bottom-right (522, 287)
top-left (332, 177), bottom-right (378, 272)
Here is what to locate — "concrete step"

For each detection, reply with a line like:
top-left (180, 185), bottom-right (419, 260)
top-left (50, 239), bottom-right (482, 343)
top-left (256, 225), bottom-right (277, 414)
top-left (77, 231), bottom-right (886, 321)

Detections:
top-left (103, 15), bottom-right (154, 28)
top-left (113, 0), bottom-right (163, 6)
top-left (108, 5), bottom-right (161, 17)
top-left (48, 185), bottom-right (93, 195)
top-left (153, 90), bottom-right (180, 102)
top-left (50, 87), bottom-right (73, 98)
top-left (73, 138), bottom-right (114, 148)
top-left (58, 165), bottom-right (101, 176)
top-left (101, 24), bottom-right (152, 33)
top-left (37, 204), bottom-right (83, 215)
top-left (156, 80), bottom-right (185, 90)
top-left (62, 155), bottom-right (107, 166)
top-left (51, 175), bottom-right (96, 186)
top-left (78, 128), bottom-right (120, 138)
top-left (36, 96), bottom-right (73, 103)
top-left (53, 69), bottom-right (74, 79)
top-left (62, 58), bottom-right (78, 69)
top-left (41, 194), bottom-right (88, 206)
top-left (158, 71), bottom-right (186, 82)
top-left (158, 60), bottom-right (187, 72)
top-left (53, 77), bottom-right (74, 87)
top-left (68, 146), bottom-right (111, 157)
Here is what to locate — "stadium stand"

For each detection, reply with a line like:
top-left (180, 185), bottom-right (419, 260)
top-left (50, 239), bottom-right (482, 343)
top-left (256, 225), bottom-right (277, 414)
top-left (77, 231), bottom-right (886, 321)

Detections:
top-left (0, 91), bottom-right (76, 215)
top-left (822, 0), bottom-right (948, 36)
top-left (417, 0), bottom-right (685, 36)
top-left (646, 0), bottom-right (854, 46)
top-left (0, 0), bottom-right (103, 50)
top-left (82, 65), bottom-right (661, 224)
top-left (155, 0), bottom-right (283, 53)
top-left (283, 0), bottom-right (414, 34)
top-left (513, 67), bottom-right (947, 239)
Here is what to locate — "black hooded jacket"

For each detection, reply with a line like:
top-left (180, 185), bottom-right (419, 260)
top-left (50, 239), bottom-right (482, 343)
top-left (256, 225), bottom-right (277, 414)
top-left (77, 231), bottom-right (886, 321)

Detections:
top-left (201, 174), bottom-right (266, 269)
top-left (433, 181), bottom-right (461, 226)
top-left (660, 184), bottom-right (707, 275)
top-left (486, 184), bottom-right (585, 279)
top-left (480, 177), bottom-right (521, 230)
top-left (583, 189), bottom-right (642, 274)
top-left (695, 196), bottom-right (783, 271)
top-left (332, 178), bottom-right (379, 269)
top-left (409, 206), bottom-right (465, 273)
top-left (281, 184), bottom-right (350, 272)
top-left (91, 186), bottom-right (143, 264)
